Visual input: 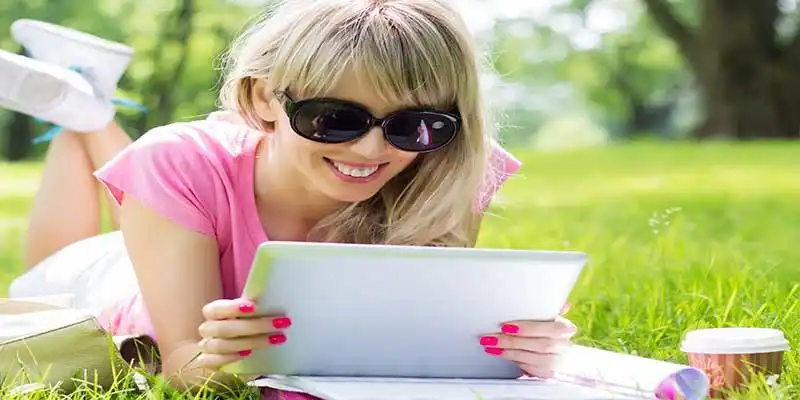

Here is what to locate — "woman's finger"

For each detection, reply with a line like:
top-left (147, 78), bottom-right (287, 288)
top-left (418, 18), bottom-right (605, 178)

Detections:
top-left (202, 298), bottom-right (260, 320)
top-left (487, 348), bottom-right (561, 373)
top-left (479, 334), bottom-right (566, 354)
top-left (198, 316), bottom-right (291, 339)
top-left (498, 317), bottom-right (577, 338)
top-left (194, 352), bottom-right (248, 370)
top-left (199, 332), bottom-right (288, 356)
top-left (518, 362), bottom-right (557, 379)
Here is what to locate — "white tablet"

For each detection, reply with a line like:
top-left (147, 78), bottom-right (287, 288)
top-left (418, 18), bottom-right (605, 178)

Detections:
top-left (222, 242), bottom-right (587, 379)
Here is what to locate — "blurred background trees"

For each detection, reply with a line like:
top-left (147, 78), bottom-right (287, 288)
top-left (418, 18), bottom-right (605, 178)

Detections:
top-left (1, 0), bottom-right (798, 161)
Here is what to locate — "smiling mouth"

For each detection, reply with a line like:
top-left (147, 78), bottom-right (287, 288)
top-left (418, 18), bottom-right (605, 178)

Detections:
top-left (324, 158), bottom-right (387, 180)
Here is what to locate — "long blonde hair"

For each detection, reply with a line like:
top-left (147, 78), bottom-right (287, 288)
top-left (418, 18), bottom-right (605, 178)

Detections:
top-left (220, 0), bottom-right (500, 247)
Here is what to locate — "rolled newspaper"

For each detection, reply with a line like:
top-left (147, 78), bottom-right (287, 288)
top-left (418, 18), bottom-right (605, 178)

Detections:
top-left (555, 345), bottom-right (710, 400)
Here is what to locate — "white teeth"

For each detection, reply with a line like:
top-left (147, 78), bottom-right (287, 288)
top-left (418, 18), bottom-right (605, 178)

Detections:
top-left (332, 161), bottom-right (379, 178)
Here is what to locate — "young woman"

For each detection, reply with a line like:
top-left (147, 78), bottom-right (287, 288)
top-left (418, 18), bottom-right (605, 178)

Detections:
top-left (1, 0), bottom-right (577, 395)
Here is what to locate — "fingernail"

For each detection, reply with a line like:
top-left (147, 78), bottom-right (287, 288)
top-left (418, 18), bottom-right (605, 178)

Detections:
top-left (484, 347), bottom-right (504, 356)
top-left (269, 333), bottom-right (287, 345)
top-left (479, 336), bottom-right (498, 346)
top-left (239, 302), bottom-right (255, 313)
top-left (272, 317), bottom-right (292, 329)
top-left (501, 324), bottom-right (520, 334)
top-left (238, 349), bottom-right (252, 357)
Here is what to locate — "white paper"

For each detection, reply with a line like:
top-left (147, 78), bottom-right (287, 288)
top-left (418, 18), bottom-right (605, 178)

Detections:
top-left (251, 376), bottom-right (644, 400)
top-left (12, 294), bottom-right (76, 309)
top-left (0, 309), bottom-right (94, 343)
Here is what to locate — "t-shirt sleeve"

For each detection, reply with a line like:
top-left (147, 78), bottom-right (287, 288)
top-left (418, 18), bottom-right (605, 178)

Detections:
top-left (93, 125), bottom-right (222, 237)
top-left (475, 142), bottom-right (522, 213)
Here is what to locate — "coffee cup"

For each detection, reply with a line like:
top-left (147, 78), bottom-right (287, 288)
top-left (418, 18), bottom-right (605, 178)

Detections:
top-left (680, 327), bottom-right (790, 398)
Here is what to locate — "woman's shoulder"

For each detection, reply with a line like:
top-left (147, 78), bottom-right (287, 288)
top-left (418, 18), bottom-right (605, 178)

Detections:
top-left (94, 111), bottom-right (263, 238)
top-left (136, 111), bottom-right (261, 165)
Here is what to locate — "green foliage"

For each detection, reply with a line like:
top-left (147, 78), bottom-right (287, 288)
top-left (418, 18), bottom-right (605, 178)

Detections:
top-left (0, 0), bottom-right (699, 159)
top-left (0, 0), bottom-right (259, 153)
top-left (2, 142), bottom-right (799, 398)
top-left (531, 114), bottom-right (610, 150)
top-left (2, 0), bottom-right (797, 157)
top-left (488, 1), bottom-right (692, 139)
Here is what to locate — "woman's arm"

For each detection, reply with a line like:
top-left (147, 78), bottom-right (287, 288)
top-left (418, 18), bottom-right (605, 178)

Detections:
top-left (119, 196), bottom-right (235, 390)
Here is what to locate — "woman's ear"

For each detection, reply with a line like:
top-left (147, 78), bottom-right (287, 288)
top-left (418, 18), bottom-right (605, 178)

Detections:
top-left (251, 78), bottom-right (279, 130)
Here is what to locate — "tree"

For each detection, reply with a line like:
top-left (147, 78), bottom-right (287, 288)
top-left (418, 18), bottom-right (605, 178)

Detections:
top-left (488, 6), bottom-right (689, 140)
top-left (135, 0), bottom-right (197, 134)
top-left (641, 0), bottom-right (800, 139)
top-left (0, 0), bottom-right (258, 160)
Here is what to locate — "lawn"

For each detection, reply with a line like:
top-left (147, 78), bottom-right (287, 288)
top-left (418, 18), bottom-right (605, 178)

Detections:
top-left (1, 141), bottom-right (799, 399)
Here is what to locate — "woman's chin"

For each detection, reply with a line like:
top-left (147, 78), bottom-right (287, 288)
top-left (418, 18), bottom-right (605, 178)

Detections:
top-left (325, 187), bottom-right (381, 204)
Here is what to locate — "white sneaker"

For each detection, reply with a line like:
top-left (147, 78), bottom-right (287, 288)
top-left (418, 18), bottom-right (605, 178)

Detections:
top-left (0, 49), bottom-right (115, 132)
top-left (11, 19), bottom-right (134, 101)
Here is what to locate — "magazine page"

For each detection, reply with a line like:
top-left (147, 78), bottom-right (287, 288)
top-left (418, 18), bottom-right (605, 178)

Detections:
top-left (251, 375), bottom-right (645, 399)
top-left (250, 345), bottom-right (711, 399)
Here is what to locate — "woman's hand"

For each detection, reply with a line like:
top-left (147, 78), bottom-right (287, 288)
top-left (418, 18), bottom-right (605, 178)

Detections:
top-left (192, 298), bottom-right (292, 370)
top-left (479, 316), bottom-right (577, 379)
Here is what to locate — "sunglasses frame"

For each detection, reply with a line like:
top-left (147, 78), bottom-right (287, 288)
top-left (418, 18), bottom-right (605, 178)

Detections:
top-left (273, 90), bottom-right (461, 153)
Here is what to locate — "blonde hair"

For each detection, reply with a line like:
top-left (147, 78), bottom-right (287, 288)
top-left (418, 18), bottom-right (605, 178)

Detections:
top-left (220, 0), bottom-right (499, 247)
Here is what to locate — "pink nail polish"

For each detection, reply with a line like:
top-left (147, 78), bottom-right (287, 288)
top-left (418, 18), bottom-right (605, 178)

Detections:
top-left (238, 349), bottom-right (252, 357)
top-left (239, 302), bottom-right (255, 313)
top-left (479, 336), bottom-right (498, 346)
top-left (484, 347), bottom-right (504, 356)
top-left (269, 333), bottom-right (287, 345)
top-left (272, 317), bottom-right (292, 329)
top-left (501, 324), bottom-right (520, 334)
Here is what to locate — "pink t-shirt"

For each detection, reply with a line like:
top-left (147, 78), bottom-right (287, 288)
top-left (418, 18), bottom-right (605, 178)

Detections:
top-left (93, 111), bottom-right (520, 396)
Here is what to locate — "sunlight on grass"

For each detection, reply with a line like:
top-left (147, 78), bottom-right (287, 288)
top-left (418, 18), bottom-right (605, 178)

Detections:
top-left (1, 142), bottom-right (799, 399)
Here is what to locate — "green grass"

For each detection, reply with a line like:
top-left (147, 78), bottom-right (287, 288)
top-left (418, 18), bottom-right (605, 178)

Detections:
top-left (1, 141), bottom-right (799, 399)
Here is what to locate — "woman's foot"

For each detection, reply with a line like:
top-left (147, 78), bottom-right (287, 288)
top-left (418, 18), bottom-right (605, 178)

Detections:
top-left (10, 19), bottom-right (134, 101)
top-left (0, 49), bottom-right (115, 132)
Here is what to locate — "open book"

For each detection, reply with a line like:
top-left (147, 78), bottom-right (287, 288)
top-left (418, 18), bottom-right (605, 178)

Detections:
top-left (0, 295), bottom-right (159, 393)
top-left (250, 345), bottom-right (710, 400)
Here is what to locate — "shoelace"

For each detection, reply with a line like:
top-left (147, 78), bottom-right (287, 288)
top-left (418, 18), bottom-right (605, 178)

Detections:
top-left (32, 65), bottom-right (148, 144)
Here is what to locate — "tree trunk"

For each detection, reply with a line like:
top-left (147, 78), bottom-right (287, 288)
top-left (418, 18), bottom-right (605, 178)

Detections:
top-left (693, 66), bottom-right (800, 139)
top-left (136, 0), bottom-right (196, 135)
top-left (2, 112), bottom-right (34, 161)
top-left (692, 0), bottom-right (799, 139)
top-left (642, 0), bottom-right (800, 139)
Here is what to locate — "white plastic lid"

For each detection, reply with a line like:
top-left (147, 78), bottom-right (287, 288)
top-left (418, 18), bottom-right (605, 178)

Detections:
top-left (680, 328), bottom-right (790, 354)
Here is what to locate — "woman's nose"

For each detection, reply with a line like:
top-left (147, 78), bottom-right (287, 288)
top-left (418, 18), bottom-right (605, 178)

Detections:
top-left (349, 127), bottom-right (388, 158)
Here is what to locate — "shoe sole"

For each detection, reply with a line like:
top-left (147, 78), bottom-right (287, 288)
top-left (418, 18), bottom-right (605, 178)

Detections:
top-left (11, 19), bottom-right (134, 57)
top-left (0, 51), bottom-right (67, 114)
top-left (0, 49), bottom-right (114, 132)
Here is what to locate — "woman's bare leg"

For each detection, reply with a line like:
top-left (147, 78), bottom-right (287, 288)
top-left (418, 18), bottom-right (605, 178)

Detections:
top-left (22, 131), bottom-right (102, 269)
top-left (76, 122), bottom-right (133, 227)
top-left (22, 122), bottom-right (132, 269)
top-left (3, 20), bottom-right (140, 270)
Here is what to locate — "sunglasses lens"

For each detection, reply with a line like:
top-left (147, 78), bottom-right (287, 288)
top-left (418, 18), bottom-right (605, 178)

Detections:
top-left (384, 112), bottom-right (458, 152)
top-left (293, 101), bottom-right (371, 142)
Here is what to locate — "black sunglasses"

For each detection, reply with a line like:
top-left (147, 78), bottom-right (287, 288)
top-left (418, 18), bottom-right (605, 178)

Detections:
top-left (273, 91), bottom-right (461, 153)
